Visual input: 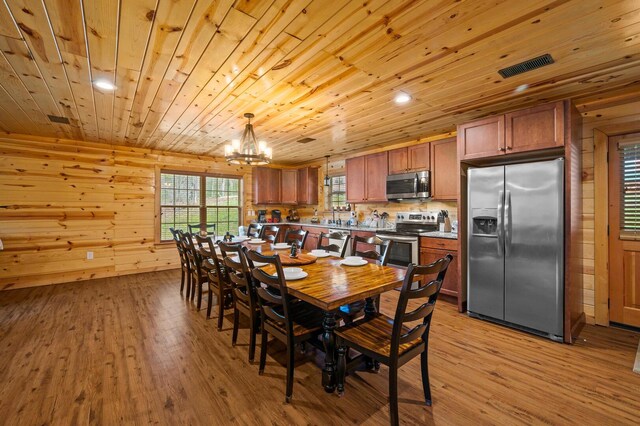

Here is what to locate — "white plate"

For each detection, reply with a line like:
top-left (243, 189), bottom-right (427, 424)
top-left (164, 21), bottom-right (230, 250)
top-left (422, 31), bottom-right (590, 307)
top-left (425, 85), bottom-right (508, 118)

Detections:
top-left (273, 244), bottom-right (291, 250)
top-left (248, 239), bottom-right (265, 244)
top-left (228, 256), bottom-right (268, 268)
top-left (232, 236), bottom-right (250, 242)
top-left (310, 250), bottom-right (331, 258)
top-left (340, 259), bottom-right (369, 267)
top-left (274, 268), bottom-right (308, 281)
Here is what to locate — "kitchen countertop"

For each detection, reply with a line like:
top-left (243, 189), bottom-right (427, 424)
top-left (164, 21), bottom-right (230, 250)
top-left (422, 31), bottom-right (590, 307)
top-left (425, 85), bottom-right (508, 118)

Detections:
top-left (419, 231), bottom-right (458, 240)
top-left (260, 221), bottom-right (393, 232)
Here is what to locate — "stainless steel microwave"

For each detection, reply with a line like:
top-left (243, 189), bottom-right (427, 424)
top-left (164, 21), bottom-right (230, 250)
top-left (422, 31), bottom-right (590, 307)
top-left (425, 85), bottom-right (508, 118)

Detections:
top-left (386, 171), bottom-right (430, 200)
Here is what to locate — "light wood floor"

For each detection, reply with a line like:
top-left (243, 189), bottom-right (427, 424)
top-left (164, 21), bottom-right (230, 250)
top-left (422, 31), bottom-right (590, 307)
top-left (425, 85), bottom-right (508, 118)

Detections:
top-left (1, 270), bottom-right (639, 425)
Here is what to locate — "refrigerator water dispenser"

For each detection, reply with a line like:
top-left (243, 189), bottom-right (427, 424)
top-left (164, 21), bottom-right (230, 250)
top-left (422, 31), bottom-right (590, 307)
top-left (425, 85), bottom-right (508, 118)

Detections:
top-left (471, 208), bottom-right (498, 236)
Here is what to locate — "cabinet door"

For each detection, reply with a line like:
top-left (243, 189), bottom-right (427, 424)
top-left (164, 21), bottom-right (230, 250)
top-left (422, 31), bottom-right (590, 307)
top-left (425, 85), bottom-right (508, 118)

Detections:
top-left (458, 115), bottom-right (505, 160)
top-left (253, 167), bottom-right (269, 204)
top-left (388, 148), bottom-right (408, 174)
top-left (408, 143), bottom-right (430, 171)
top-left (505, 101), bottom-right (564, 154)
top-left (419, 248), bottom-right (458, 297)
top-left (267, 168), bottom-right (281, 203)
top-left (430, 138), bottom-right (457, 200)
top-left (281, 169), bottom-right (298, 204)
top-left (365, 152), bottom-right (388, 202)
top-left (346, 156), bottom-right (366, 203)
top-left (297, 167), bottom-right (318, 205)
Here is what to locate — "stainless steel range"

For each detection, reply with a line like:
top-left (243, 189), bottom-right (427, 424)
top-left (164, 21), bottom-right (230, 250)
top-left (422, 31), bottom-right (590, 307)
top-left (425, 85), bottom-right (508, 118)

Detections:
top-left (376, 211), bottom-right (439, 267)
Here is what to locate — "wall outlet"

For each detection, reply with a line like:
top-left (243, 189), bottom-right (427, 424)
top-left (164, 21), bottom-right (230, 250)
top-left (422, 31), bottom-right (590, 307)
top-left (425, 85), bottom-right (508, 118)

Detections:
top-left (86, 251), bottom-right (94, 260)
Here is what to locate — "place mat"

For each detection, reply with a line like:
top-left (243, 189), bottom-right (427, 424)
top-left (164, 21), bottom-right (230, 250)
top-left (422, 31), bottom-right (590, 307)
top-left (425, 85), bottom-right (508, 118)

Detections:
top-left (279, 252), bottom-right (317, 266)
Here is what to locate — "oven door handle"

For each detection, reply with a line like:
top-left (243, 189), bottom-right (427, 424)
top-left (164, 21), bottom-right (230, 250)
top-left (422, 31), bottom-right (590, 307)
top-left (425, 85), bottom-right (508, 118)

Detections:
top-left (376, 234), bottom-right (418, 242)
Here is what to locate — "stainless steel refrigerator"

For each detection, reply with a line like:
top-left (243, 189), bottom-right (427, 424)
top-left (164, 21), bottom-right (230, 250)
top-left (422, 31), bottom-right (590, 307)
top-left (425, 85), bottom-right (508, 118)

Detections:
top-left (467, 158), bottom-right (564, 341)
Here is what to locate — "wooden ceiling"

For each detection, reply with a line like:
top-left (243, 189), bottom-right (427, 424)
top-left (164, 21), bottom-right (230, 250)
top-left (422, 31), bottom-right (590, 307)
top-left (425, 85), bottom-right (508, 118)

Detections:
top-left (0, 0), bottom-right (639, 163)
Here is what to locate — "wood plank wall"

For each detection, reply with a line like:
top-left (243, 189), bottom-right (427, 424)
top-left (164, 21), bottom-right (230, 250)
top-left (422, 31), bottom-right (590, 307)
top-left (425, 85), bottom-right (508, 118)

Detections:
top-left (580, 99), bottom-right (640, 322)
top-left (0, 135), bottom-right (252, 290)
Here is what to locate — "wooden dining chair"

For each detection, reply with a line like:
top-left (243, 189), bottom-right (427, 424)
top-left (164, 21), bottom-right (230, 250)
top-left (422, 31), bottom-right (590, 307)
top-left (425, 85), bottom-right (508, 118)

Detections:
top-left (183, 233), bottom-right (210, 310)
top-left (196, 235), bottom-right (233, 329)
top-left (219, 243), bottom-right (260, 362)
top-left (246, 223), bottom-right (263, 238)
top-left (335, 255), bottom-right (453, 426)
top-left (352, 235), bottom-right (392, 265)
top-left (188, 223), bottom-right (216, 237)
top-left (317, 232), bottom-right (351, 258)
top-left (246, 249), bottom-right (324, 403)
top-left (170, 228), bottom-right (190, 296)
top-left (283, 228), bottom-right (308, 248)
top-left (260, 225), bottom-right (281, 243)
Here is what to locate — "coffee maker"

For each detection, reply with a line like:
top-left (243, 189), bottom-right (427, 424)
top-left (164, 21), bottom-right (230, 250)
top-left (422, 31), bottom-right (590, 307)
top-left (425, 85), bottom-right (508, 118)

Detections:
top-left (257, 210), bottom-right (267, 223)
top-left (271, 209), bottom-right (282, 223)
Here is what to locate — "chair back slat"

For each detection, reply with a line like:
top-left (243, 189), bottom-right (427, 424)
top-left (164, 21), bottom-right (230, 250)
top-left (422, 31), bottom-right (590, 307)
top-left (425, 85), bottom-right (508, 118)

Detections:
top-left (188, 223), bottom-right (216, 238)
top-left (390, 255), bottom-right (453, 355)
top-left (317, 232), bottom-right (351, 258)
top-left (194, 234), bottom-right (223, 281)
top-left (284, 228), bottom-right (308, 248)
top-left (247, 223), bottom-right (263, 238)
top-left (352, 235), bottom-right (392, 265)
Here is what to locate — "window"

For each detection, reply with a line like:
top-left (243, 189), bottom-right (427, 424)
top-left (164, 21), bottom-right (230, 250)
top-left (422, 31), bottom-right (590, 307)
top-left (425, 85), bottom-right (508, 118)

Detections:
top-left (329, 175), bottom-right (347, 209)
top-left (159, 172), bottom-right (242, 241)
top-left (619, 141), bottom-right (640, 236)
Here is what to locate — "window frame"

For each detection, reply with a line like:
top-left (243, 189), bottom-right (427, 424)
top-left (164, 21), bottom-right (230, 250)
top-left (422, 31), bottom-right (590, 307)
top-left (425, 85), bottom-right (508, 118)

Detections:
top-left (155, 168), bottom-right (243, 243)
top-left (326, 174), bottom-right (347, 211)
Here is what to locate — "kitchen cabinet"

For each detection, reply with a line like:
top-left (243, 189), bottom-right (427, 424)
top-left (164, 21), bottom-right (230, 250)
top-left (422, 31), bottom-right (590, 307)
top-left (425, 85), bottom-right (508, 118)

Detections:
top-left (253, 167), bottom-right (281, 204)
top-left (346, 156), bottom-right (366, 203)
top-left (388, 143), bottom-right (430, 174)
top-left (458, 101), bottom-right (564, 161)
top-left (365, 152), bottom-right (388, 202)
top-left (297, 167), bottom-right (318, 205)
top-left (420, 237), bottom-right (458, 298)
top-left (281, 169), bottom-right (298, 204)
top-left (347, 152), bottom-right (388, 203)
top-left (430, 137), bottom-right (457, 200)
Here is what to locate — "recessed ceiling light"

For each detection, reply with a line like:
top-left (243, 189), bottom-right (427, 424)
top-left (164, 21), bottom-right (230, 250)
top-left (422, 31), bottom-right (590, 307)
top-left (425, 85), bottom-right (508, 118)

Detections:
top-left (394, 92), bottom-right (411, 104)
top-left (514, 84), bottom-right (529, 93)
top-left (94, 80), bottom-right (116, 91)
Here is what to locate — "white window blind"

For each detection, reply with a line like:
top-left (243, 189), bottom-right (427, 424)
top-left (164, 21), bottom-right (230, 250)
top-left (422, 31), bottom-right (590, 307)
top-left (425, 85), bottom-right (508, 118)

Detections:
top-left (619, 140), bottom-right (640, 236)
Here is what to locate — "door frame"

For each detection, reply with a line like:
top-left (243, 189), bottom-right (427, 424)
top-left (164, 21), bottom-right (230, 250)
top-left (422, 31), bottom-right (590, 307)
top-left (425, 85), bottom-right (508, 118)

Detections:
top-left (594, 125), bottom-right (640, 326)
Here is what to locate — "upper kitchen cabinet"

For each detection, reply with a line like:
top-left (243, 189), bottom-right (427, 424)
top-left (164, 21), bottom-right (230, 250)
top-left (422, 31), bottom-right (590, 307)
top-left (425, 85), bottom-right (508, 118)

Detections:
top-left (388, 143), bottom-right (430, 174)
top-left (281, 169), bottom-right (298, 204)
top-left (458, 115), bottom-right (505, 160)
top-left (458, 101), bottom-right (565, 161)
top-left (505, 101), bottom-right (564, 154)
top-left (253, 167), bottom-right (281, 204)
top-left (430, 137), bottom-right (457, 200)
top-left (297, 167), bottom-right (318, 205)
top-left (346, 152), bottom-right (388, 203)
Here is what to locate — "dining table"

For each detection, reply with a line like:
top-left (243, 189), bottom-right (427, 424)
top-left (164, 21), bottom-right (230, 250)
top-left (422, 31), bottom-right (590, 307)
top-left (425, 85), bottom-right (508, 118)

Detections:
top-left (219, 238), bottom-right (406, 393)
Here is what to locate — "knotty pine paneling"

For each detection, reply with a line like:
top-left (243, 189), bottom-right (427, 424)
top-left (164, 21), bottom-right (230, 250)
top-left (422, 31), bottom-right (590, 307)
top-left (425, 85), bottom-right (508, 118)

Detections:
top-left (0, 135), bottom-right (252, 290)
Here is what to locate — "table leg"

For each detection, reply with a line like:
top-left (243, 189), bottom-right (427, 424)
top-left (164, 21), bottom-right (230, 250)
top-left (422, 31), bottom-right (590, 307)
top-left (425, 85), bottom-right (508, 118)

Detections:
top-left (322, 310), bottom-right (337, 393)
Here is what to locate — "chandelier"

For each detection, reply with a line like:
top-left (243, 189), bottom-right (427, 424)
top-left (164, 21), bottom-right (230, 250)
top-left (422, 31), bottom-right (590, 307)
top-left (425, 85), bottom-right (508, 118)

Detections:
top-left (224, 113), bottom-right (272, 165)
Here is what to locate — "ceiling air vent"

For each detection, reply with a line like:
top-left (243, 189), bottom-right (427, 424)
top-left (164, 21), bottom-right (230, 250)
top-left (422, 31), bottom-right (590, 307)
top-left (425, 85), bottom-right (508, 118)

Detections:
top-left (498, 54), bottom-right (554, 78)
top-left (47, 114), bottom-right (70, 124)
top-left (297, 137), bottom-right (316, 144)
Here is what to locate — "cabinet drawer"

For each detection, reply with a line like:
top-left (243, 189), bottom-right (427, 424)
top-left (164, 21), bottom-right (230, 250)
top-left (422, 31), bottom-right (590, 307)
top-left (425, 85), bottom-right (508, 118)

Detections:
top-left (420, 237), bottom-right (457, 251)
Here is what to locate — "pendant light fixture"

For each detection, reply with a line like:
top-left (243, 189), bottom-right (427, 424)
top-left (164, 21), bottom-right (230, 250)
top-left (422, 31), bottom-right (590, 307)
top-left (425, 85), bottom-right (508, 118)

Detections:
top-left (224, 113), bottom-right (272, 165)
top-left (324, 155), bottom-right (330, 187)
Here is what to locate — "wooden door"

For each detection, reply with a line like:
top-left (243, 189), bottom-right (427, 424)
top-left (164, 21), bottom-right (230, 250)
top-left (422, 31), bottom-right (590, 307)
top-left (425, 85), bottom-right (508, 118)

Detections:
top-left (281, 169), bottom-right (298, 204)
top-left (430, 137), bottom-right (457, 200)
top-left (420, 248), bottom-right (458, 297)
top-left (388, 148), bottom-right (408, 174)
top-left (458, 115), bottom-right (505, 160)
top-left (609, 133), bottom-right (640, 327)
top-left (297, 167), bottom-right (318, 205)
top-left (505, 101), bottom-right (564, 154)
top-left (346, 156), bottom-right (366, 203)
top-left (408, 143), bottom-right (430, 171)
top-left (267, 168), bottom-right (281, 204)
top-left (253, 167), bottom-right (269, 204)
top-left (365, 152), bottom-right (388, 202)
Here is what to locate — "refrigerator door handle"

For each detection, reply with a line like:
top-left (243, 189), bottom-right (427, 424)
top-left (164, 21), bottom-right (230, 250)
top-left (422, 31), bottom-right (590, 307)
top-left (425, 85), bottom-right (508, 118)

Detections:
top-left (505, 190), bottom-right (512, 256)
top-left (497, 190), bottom-right (504, 256)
